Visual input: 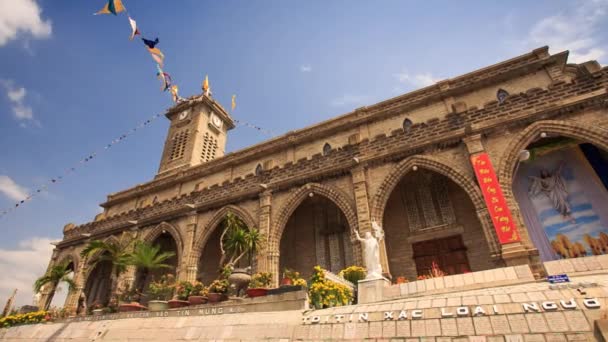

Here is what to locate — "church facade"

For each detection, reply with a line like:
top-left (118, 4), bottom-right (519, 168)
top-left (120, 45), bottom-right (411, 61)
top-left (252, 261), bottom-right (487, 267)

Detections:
top-left (41, 46), bottom-right (608, 312)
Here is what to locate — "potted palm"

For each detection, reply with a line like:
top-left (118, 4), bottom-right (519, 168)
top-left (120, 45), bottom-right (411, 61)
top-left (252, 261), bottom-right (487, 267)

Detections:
top-left (168, 281), bottom-right (191, 308)
top-left (33, 261), bottom-right (76, 310)
top-left (127, 241), bottom-right (176, 296)
top-left (246, 272), bottom-right (272, 298)
top-left (188, 282), bottom-right (207, 305)
top-left (207, 279), bottom-right (229, 303)
top-left (146, 274), bottom-right (174, 311)
top-left (219, 213), bottom-right (264, 295)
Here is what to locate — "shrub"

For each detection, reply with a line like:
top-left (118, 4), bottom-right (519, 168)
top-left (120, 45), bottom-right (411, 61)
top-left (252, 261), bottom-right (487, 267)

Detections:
top-left (208, 279), bottom-right (229, 294)
top-left (248, 272), bottom-right (272, 288)
top-left (338, 266), bottom-right (367, 284)
top-left (175, 281), bottom-right (193, 300)
top-left (190, 281), bottom-right (206, 296)
top-left (309, 266), bottom-right (352, 309)
top-left (0, 311), bottom-right (49, 329)
top-left (147, 274), bottom-right (175, 301)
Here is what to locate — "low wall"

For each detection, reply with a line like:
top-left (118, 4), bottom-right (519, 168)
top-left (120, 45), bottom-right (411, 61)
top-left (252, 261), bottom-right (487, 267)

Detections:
top-left (2, 273), bottom-right (607, 341)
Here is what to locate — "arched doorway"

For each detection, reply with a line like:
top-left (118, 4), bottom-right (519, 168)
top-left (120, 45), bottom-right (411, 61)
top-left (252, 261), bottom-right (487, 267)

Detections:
top-left (511, 136), bottom-right (608, 261)
top-left (45, 261), bottom-right (75, 309)
top-left (84, 257), bottom-right (112, 308)
top-left (383, 168), bottom-right (494, 281)
top-left (279, 195), bottom-right (355, 279)
top-left (134, 232), bottom-right (179, 301)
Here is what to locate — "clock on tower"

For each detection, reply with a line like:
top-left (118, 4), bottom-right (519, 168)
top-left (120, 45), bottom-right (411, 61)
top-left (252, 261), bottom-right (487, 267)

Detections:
top-left (156, 93), bottom-right (235, 177)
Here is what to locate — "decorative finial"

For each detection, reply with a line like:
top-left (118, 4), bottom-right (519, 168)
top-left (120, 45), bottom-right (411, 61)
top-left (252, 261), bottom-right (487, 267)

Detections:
top-left (202, 75), bottom-right (211, 96)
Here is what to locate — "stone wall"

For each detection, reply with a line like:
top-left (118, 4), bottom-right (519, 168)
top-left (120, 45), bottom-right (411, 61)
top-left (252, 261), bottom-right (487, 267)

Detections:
top-left (4, 273), bottom-right (607, 341)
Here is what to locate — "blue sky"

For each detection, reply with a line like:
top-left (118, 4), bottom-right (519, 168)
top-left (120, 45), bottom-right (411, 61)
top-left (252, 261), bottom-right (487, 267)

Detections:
top-left (0, 0), bottom-right (607, 306)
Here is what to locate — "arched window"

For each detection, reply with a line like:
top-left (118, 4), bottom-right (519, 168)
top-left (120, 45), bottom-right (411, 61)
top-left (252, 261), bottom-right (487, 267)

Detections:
top-left (323, 143), bottom-right (332, 156)
top-left (403, 118), bottom-right (413, 133)
top-left (497, 88), bottom-right (509, 104)
top-left (255, 163), bottom-right (264, 176)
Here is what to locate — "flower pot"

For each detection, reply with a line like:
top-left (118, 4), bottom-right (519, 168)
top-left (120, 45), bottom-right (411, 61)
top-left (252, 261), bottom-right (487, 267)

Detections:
top-left (168, 299), bottom-right (189, 309)
top-left (148, 300), bottom-right (169, 312)
top-left (228, 268), bottom-right (251, 296)
top-left (188, 296), bottom-right (208, 305)
top-left (207, 293), bottom-right (227, 303)
top-left (246, 288), bottom-right (268, 298)
top-left (280, 278), bottom-right (293, 286)
top-left (118, 303), bottom-right (147, 312)
top-left (92, 309), bottom-right (104, 316)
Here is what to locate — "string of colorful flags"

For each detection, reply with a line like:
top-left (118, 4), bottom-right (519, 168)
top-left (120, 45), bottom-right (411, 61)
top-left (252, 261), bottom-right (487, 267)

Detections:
top-left (0, 0), bottom-right (278, 218)
top-left (0, 112), bottom-right (165, 218)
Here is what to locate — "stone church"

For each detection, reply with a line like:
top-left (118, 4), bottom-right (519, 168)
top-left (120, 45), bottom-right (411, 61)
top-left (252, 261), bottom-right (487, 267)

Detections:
top-left (40, 46), bottom-right (608, 312)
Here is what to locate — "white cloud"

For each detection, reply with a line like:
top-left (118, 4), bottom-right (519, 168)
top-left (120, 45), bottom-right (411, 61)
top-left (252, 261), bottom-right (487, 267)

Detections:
top-left (300, 64), bottom-right (312, 72)
top-left (0, 0), bottom-right (52, 46)
top-left (393, 70), bottom-right (441, 89)
top-left (525, 0), bottom-right (608, 63)
top-left (0, 79), bottom-right (35, 121)
top-left (329, 94), bottom-right (371, 107)
top-left (0, 175), bottom-right (28, 201)
top-left (0, 237), bottom-right (61, 309)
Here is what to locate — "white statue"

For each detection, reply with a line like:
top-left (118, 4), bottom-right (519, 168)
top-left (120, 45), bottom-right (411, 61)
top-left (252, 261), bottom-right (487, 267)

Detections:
top-left (354, 221), bottom-right (385, 280)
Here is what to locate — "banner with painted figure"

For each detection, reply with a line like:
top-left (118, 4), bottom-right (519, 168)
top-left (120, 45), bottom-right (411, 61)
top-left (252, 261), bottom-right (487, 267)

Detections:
top-left (513, 145), bottom-right (608, 261)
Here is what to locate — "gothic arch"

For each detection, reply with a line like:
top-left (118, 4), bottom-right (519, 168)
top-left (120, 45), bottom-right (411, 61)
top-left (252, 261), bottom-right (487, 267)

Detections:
top-left (371, 155), bottom-right (499, 256)
top-left (372, 155), bottom-right (485, 220)
top-left (55, 249), bottom-right (80, 272)
top-left (81, 235), bottom-right (121, 280)
top-left (270, 182), bottom-right (361, 262)
top-left (141, 221), bottom-right (185, 265)
top-left (498, 119), bottom-right (608, 199)
top-left (497, 119), bottom-right (608, 249)
top-left (191, 204), bottom-right (257, 261)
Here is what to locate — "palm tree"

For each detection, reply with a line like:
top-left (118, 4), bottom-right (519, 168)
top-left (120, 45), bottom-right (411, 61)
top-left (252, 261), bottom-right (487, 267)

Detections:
top-left (34, 261), bottom-right (76, 310)
top-left (128, 241), bottom-right (176, 294)
top-left (219, 213), bottom-right (264, 268)
top-left (80, 236), bottom-right (132, 307)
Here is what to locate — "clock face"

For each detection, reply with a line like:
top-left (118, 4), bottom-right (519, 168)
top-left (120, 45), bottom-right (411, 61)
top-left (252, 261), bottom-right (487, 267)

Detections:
top-left (178, 111), bottom-right (189, 120)
top-left (210, 113), bottom-right (223, 129)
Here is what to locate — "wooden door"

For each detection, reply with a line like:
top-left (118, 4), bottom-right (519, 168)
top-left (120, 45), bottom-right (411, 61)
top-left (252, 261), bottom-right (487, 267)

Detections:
top-left (412, 235), bottom-right (470, 276)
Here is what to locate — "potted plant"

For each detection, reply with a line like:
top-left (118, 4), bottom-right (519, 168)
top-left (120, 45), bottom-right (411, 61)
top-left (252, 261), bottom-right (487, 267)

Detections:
top-left (168, 281), bottom-right (191, 308)
top-left (207, 279), bottom-right (229, 303)
top-left (396, 276), bottom-right (408, 284)
top-left (90, 302), bottom-right (104, 316)
top-left (218, 213), bottom-right (264, 296)
top-left (246, 272), bottom-right (272, 298)
top-left (146, 274), bottom-right (174, 311)
top-left (117, 281), bottom-right (146, 312)
top-left (188, 281), bottom-right (207, 305)
top-left (338, 266), bottom-right (367, 284)
top-left (281, 268), bottom-right (295, 286)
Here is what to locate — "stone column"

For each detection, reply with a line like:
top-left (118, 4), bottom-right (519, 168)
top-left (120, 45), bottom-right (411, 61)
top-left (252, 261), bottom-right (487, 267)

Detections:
top-left (462, 134), bottom-right (541, 273)
top-left (63, 254), bottom-right (87, 314)
top-left (180, 212), bottom-right (198, 283)
top-left (38, 248), bottom-right (59, 310)
top-left (351, 166), bottom-right (386, 275)
top-left (258, 190), bottom-right (272, 275)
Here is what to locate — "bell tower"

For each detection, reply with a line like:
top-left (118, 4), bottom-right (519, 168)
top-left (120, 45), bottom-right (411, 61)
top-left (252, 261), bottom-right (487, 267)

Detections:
top-left (156, 91), bottom-right (235, 177)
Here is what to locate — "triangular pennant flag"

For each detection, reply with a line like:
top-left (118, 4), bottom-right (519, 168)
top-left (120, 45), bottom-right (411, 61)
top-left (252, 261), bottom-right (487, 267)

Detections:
top-left (231, 94), bottom-right (236, 111)
top-left (128, 17), bottom-right (141, 40)
top-left (95, 0), bottom-right (126, 15)
top-left (142, 37), bottom-right (159, 49)
top-left (147, 47), bottom-right (165, 66)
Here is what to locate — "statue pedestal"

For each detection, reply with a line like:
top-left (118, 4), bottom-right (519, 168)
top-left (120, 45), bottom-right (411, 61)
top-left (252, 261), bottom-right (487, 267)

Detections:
top-left (357, 277), bottom-right (390, 304)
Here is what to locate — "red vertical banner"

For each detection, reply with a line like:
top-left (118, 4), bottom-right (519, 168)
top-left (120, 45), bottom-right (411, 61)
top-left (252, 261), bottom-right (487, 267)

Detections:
top-left (470, 153), bottom-right (521, 244)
